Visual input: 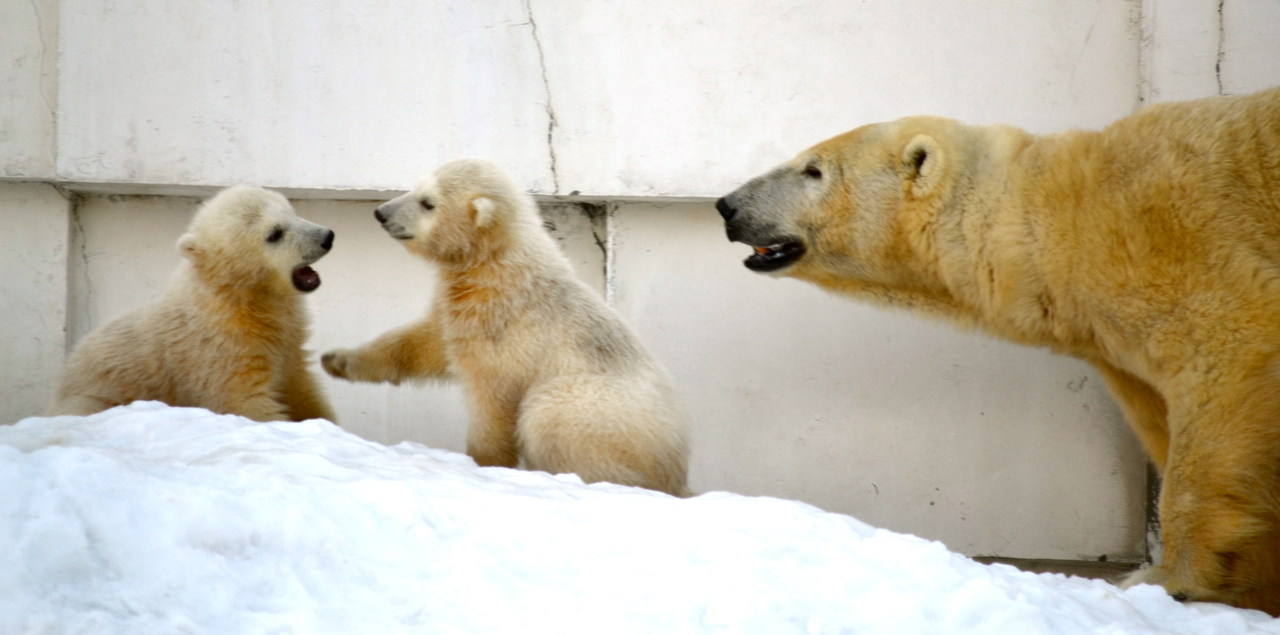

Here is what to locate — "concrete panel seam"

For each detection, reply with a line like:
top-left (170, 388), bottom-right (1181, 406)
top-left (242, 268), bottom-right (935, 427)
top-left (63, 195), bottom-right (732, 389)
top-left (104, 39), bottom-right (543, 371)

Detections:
top-left (1137, 0), bottom-right (1151, 105)
top-left (1216, 0), bottom-right (1225, 95)
top-left (578, 201), bottom-right (613, 304)
top-left (28, 0), bottom-right (55, 119)
top-left (72, 199), bottom-right (91, 341)
top-left (524, 0), bottom-right (559, 194)
top-left (605, 202), bottom-right (617, 306)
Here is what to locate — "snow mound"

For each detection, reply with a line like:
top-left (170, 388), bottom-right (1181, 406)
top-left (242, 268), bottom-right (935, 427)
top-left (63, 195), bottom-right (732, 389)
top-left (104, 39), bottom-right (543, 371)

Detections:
top-left (2, 403), bottom-right (1277, 634)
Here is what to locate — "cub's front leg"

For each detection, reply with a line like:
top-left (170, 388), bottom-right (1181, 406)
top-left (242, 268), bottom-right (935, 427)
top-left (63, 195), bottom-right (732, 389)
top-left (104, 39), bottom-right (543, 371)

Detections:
top-left (322, 317), bottom-right (451, 385)
top-left (278, 353), bottom-right (339, 423)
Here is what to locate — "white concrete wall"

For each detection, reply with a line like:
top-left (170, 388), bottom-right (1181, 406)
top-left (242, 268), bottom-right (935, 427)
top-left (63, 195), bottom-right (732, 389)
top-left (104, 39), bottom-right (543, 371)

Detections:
top-left (1140, 0), bottom-right (1280, 103)
top-left (1139, 0), bottom-right (1221, 103)
top-left (1220, 1), bottom-right (1280, 95)
top-left (4, 0), bottom-right (1280, 563)
top-left (0, 184), bottom-right (69, 423)
top-left (0, 0), bottom-right (56, 178)
top-left (53, 0), bottom-right (1141, 197)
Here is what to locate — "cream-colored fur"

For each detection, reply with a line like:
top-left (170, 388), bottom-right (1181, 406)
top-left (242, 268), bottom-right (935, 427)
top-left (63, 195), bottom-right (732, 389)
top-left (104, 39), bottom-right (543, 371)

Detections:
top-left (48, 186), bottom-right (337, 423)
top-left (322, 159), bottom-right (690, 496)
top-left (718, 87), bottom-right (1280, 614)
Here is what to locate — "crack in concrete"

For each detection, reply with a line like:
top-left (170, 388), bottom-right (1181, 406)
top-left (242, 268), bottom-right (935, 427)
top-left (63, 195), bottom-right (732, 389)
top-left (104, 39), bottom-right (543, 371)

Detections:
top-left (523, 0), bottom-right (560, 194)
top-left (604, 203), bottom-right (617, 306)
top-left (1215, 0), bottom-right (1225, 95)
top-left (580, 202), bottom-right (611, 301)
top-left (27, 0), bottom-right (55, 118)
top-left (71, 201), bottom-right (93, 344)
top-left (1136, 0), bottom-right (1150, 106)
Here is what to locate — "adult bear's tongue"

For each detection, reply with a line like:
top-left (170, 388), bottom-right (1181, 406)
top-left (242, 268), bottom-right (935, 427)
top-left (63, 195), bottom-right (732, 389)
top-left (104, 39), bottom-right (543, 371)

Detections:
top-left (292, 266), bottom-right (321, 292)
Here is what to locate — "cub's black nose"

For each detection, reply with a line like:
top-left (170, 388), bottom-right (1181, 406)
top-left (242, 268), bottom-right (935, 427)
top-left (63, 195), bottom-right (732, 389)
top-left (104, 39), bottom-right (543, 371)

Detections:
top-left (715, 197), bottom-right (737, 222)
top-left (374, 207), bottom-right (387, 223)
top-left (321, 229), bottom-right (335, 251)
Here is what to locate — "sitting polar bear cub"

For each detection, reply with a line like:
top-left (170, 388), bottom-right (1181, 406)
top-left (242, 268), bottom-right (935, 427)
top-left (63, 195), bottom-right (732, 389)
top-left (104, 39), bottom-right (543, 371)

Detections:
top-left (48, 186), bottom-right (337, 423)
top-left (323, 159), bottom-right (690, 496)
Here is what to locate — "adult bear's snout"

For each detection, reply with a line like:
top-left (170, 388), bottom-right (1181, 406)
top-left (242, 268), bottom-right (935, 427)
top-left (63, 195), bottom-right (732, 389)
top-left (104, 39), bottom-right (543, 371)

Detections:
top-left (715, 196), bottom-right (738, 222)
top-left (374, 206), bottom-right (388, 224)
top-left (321, 229), bottom-right (335, 252)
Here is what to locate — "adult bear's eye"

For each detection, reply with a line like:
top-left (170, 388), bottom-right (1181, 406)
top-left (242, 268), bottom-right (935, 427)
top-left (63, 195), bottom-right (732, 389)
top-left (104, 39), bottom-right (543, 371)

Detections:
top-left (421, 199), bottom-right (434, 210)
top-left (266, 227), bottom-right (285, 243)
top-left (803, 164), bottom-right (822, 179)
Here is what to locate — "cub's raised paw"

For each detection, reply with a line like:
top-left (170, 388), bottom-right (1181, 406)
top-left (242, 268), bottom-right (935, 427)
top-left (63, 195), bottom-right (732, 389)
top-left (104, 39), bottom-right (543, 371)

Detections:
top-left (320, 349), bottom-right (351, 379)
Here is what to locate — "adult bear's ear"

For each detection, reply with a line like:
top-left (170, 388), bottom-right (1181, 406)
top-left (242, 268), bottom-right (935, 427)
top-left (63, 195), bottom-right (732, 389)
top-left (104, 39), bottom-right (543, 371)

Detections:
top-left (176, 233), bottom-right (202, 261)
top-left (901, 134), bottom-right (943, 198)
top-left (471, 196), bottom-right (497, 228)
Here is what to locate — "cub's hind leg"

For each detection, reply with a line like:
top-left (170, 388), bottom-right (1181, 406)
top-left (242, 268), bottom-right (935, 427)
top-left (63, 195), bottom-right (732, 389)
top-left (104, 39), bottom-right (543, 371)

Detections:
top-left (517, 375), bottom-right (690, 496)
top-left (46, 394), bottom-right (117, 417)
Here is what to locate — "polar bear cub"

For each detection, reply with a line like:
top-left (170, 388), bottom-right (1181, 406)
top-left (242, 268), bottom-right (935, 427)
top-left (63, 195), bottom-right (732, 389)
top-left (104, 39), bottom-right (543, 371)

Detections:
top-left (322, 159), bottom-right (690, 496)
top-left (48, 186), bottom-right (337, 423)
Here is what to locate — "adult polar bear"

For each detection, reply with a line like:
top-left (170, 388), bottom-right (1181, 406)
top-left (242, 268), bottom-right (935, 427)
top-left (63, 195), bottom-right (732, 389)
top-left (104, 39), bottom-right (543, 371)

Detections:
top-left (716, 87), bottom-right (1280, 614)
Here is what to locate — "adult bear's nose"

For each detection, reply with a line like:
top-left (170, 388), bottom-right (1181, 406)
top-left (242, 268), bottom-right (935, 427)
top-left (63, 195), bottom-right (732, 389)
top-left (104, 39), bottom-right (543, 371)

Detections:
top-left (321, 229), bottom-right (335, 252)
top-left (374, 207), bottom-right (387, 223)
top-left (715, 196), bottom-right (738, 222)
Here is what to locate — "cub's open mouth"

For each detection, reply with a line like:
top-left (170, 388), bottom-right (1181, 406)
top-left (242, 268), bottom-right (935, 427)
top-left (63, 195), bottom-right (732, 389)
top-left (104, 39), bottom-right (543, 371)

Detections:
top-left (744, 241), bottom-right (806, 272)
top-left (292, 265), bottom-right (321, 292)
top-left (380, 222), bottom-right (412, 240)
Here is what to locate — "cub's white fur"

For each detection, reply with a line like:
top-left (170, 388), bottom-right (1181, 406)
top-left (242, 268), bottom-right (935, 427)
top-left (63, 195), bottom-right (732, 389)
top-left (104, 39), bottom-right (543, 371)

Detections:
top-left (324, 159), bottom-right (690, 496)
top-left (49, 186), bottom-right (336, 422)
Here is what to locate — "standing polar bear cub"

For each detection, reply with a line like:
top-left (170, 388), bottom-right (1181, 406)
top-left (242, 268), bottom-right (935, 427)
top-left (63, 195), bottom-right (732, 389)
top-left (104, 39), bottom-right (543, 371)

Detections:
top-left (718, 87), bottom-right (1280, 614)
top-left (48, 186), bottom-right (337, 423)
top-left (323, 159), bottom-right (690, 496)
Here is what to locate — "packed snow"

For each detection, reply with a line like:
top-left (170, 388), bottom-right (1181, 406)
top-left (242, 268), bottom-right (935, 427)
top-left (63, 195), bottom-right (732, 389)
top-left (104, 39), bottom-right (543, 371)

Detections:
top-left (2, 403), bottom-right (1277, 634)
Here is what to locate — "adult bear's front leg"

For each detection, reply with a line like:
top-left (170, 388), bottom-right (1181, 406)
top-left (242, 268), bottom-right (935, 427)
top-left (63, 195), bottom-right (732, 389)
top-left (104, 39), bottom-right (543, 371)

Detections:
top-left (1093, 361), bottom-right (1170, 471)
top-left (1126, 373), bottom-right (1280, 616)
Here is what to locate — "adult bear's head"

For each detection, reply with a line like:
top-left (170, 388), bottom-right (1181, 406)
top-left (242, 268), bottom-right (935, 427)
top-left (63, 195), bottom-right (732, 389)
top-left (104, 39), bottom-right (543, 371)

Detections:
top-left (717, 116), bottom-right (970, 289)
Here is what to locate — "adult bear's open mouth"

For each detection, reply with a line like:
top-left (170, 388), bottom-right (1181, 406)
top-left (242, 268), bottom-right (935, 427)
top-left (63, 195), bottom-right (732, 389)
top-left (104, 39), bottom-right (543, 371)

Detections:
top-left (292, 265), bottom-right (321, 292)
top-left (743, 241), bottom-right (806, 272)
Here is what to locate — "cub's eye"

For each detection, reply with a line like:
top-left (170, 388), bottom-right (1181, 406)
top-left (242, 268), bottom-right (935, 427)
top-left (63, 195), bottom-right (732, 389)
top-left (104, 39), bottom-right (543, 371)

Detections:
top-left (421, 199), bottom-right (434, 210)
top-left (803, 164), bottom-right (823, 179)
top-left (266, 227), bottom-right (285, 243)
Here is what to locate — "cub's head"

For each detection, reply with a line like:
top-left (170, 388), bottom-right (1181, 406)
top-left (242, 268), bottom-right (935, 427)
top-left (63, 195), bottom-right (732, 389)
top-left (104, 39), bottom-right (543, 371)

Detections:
top-left (373, 158), bottom-right (533, 264)
top-left (716, 116), bottom-right (965, 288)
top-left (178, 186), bottom-right (335, 293)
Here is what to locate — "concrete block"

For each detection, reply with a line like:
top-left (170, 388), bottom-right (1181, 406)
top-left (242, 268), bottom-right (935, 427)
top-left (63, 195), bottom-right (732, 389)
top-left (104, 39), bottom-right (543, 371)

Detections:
top-left (0, 183), bottom-right (69, 423)
top-left (0, 0), bottom-right (57, 178)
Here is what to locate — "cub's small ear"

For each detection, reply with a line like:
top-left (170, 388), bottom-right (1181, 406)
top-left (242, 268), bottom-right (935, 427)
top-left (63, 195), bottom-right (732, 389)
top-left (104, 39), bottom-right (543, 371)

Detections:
top-left (471, 196), bottom-right (497, 228)
top-left (176, 233), bottom-right (202, 260)
top-left (901, 134), bottom-right (943, 198)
